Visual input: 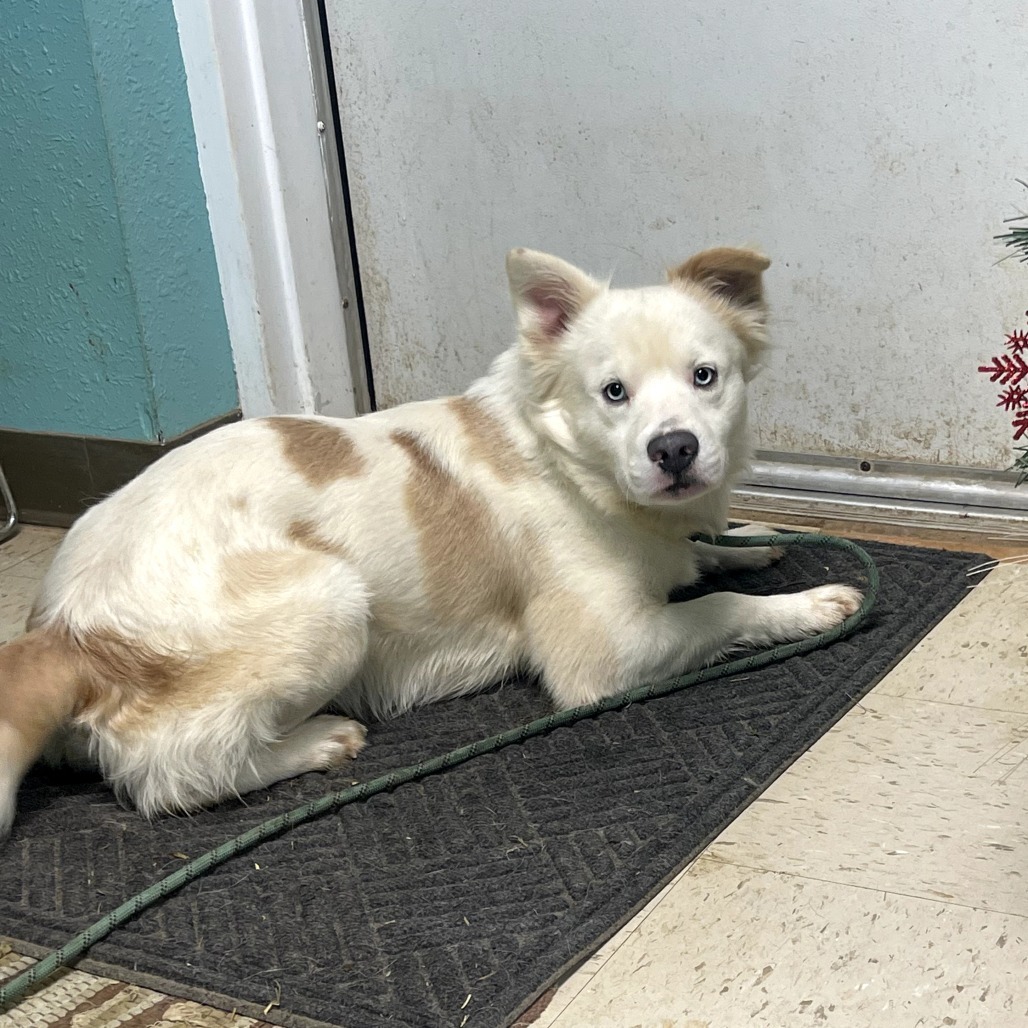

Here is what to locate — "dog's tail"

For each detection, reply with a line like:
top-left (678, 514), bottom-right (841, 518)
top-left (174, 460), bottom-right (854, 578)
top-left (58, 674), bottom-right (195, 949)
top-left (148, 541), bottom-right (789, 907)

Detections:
top-left (0, 630), bottom-right (84, 838)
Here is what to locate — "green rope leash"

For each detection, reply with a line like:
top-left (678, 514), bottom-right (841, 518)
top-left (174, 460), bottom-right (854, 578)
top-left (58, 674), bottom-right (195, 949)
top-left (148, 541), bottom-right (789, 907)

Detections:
top-left (0, 532), bottom-right (877, 1010)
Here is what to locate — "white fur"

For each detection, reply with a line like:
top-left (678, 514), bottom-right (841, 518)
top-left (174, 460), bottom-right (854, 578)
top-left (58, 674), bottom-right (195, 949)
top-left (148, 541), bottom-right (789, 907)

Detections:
top-left (3, 246), bottom-right (862, 828)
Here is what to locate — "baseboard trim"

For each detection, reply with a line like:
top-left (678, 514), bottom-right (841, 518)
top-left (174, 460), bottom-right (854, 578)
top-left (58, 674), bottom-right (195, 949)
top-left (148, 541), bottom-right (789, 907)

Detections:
top-left (734, 450), bottom-right (1028, 538)
top-left (745, 450), bottom-right (1028, 514)
top-left (0, 411), bottom-right (242, 527)
top-left (731, 486), bottom-right (1028, 538)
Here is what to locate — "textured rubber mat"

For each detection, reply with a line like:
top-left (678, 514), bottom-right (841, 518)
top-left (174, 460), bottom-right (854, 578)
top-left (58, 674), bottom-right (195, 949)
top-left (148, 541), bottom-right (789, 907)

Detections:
top-left (1, 539), bottom-right (984, 1028)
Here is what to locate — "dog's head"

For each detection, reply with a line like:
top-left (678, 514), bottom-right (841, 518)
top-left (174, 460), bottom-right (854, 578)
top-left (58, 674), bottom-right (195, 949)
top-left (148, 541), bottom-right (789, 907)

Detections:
top-left (506, 246), bottom-right (769, 514)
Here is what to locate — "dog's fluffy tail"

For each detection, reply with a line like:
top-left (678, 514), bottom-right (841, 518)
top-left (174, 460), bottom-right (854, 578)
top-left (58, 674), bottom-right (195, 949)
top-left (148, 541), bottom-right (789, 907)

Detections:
top-left (0, 630), bottom-right (83, 838)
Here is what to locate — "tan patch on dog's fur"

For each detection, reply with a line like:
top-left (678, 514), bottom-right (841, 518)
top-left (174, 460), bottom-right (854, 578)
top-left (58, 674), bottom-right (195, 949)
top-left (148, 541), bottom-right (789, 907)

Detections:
top-left (288, 518), bottom-right (349, 558)
top-left (2, 620), bottom-right (206, 747)
top-left (2, 625), bottom-right (208, 749)
top-left (0, 630), bottom-right (86, 767)
top-left (219, 548), bottom-right (330, 607)
top-left (448, 396), bottom-right (529, 482)
top-left (268, 417), bottom-right (366, 487)
top-left (75, 629), bottom-right (189, 715)
top-left (72, 554), bottom-right (338, 728)
top-left (391, 429), bottom-right (530, 624)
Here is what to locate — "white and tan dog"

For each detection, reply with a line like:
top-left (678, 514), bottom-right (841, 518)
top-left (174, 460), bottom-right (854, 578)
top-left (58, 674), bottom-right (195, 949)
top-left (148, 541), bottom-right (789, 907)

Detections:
top-left (0, 246), bottom-right (861, 836)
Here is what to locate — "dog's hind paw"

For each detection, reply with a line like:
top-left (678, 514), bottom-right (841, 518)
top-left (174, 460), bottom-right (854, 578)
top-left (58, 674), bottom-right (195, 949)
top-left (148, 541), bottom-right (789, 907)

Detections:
top-left (727, 523), bottom-right (785, 559)
top-left (697, 523), bottom-right (785, 572)
top-left (297, 715), bottom-right (368, 769)
top-left (738, 543), bottom-right (785, 569)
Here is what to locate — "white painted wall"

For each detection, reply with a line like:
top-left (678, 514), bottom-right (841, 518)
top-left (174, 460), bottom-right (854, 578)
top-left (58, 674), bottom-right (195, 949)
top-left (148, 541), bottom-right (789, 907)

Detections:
top-left (324, 0), bottom-right (1026, 471)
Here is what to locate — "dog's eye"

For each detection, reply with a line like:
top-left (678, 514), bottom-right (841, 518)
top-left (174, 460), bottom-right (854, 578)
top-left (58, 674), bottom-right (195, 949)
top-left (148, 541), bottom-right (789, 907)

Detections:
top-left (693, 366), bottom-right (718, 388)
top-left (602, 381), bottom-right (628, 404)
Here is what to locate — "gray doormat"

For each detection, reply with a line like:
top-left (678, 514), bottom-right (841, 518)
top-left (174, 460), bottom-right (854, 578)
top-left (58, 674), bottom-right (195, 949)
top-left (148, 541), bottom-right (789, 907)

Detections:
top-left (1, 539), bottom-right (983, 1028)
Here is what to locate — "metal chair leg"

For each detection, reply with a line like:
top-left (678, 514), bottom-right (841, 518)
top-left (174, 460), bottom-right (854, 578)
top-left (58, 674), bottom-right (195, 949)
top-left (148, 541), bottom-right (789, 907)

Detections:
top-left (0, 463), bottom-right (18, 544)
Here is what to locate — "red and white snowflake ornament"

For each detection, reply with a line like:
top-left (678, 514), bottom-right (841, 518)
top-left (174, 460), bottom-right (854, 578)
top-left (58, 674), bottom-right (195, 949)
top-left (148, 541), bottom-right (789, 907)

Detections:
top-left (1006, 329), bottom-right (1028, 353)
top-left (979, 311), bottom-right (1028, 453)
top-left (997, 385), bottom-right (1028, 411)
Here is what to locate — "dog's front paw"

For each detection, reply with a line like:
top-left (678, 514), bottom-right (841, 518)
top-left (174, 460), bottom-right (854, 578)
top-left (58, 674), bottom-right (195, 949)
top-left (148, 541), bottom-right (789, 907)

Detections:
top-left (802, 584), bottom-right (863, 631)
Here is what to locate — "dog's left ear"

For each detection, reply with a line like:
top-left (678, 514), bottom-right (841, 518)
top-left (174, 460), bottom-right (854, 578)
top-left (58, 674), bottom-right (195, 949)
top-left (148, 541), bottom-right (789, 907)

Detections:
top-left (668, 247), bottom-right (771, 375)
top-left (667, 247), bottom-right (770, 313)
top-left (506, 248), bottom-right (604, 344)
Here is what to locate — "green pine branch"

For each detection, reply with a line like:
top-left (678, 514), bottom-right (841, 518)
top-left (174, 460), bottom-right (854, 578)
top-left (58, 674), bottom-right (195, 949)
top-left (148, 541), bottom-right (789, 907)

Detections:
top-left (996, 178), bottom-right (1028, 264)
top-left (997, 225), bottom-right (1028, 263)
top-left (996, 179), bottom-right (1028, 485)
top-left (1014, 447), bottom-right (1028, 487)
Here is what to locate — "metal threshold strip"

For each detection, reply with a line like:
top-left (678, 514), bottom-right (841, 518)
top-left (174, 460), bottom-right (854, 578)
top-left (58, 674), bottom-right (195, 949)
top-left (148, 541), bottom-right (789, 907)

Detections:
top-left (734, 452), bottom-right (1028, 536)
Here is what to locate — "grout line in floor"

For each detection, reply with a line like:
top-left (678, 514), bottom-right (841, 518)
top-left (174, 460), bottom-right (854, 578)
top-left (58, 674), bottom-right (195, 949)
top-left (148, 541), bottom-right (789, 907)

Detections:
top-left (699, 854), bottom-right (1028, 921)
top-left (0, 548), bottom-right (56, 575)
top-left (845, 688), bottom-right (1028, 718)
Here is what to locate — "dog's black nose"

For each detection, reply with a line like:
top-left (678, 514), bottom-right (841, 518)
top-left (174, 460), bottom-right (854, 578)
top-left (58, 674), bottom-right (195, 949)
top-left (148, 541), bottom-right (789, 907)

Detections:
top-left (647, 430), bottom-right (699, 475)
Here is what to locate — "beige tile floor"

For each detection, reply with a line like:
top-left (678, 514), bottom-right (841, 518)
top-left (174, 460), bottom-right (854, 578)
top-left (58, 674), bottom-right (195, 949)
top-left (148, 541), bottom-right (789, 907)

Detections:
top-left (2, 523), bottom-right (1027, 1028)
top-left (0, 525), bottom-right (64, 644)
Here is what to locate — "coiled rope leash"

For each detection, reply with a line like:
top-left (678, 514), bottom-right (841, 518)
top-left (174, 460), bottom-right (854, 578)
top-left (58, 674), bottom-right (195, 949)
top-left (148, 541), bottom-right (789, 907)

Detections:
top-left (0, 532), bottom-right (878, 1009)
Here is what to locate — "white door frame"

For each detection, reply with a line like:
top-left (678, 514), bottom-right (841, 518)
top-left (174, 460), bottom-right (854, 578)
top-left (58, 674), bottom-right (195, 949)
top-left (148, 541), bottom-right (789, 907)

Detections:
top-left (172, 0), bottom-right (371, 419)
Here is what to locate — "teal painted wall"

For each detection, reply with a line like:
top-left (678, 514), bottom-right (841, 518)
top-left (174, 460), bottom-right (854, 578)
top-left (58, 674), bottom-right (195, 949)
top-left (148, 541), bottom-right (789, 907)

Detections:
top-left (0, 0), bottom-right (238, 442)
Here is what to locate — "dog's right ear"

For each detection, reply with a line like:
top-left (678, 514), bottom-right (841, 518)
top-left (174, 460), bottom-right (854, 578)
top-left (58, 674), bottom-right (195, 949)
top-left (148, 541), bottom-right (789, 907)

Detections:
top-left (668, 247), bottom-right (771, 377)
top-left (506, 249), bottom-right (603, 344)
top-left (667, 247), bottom-right (770, 313)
